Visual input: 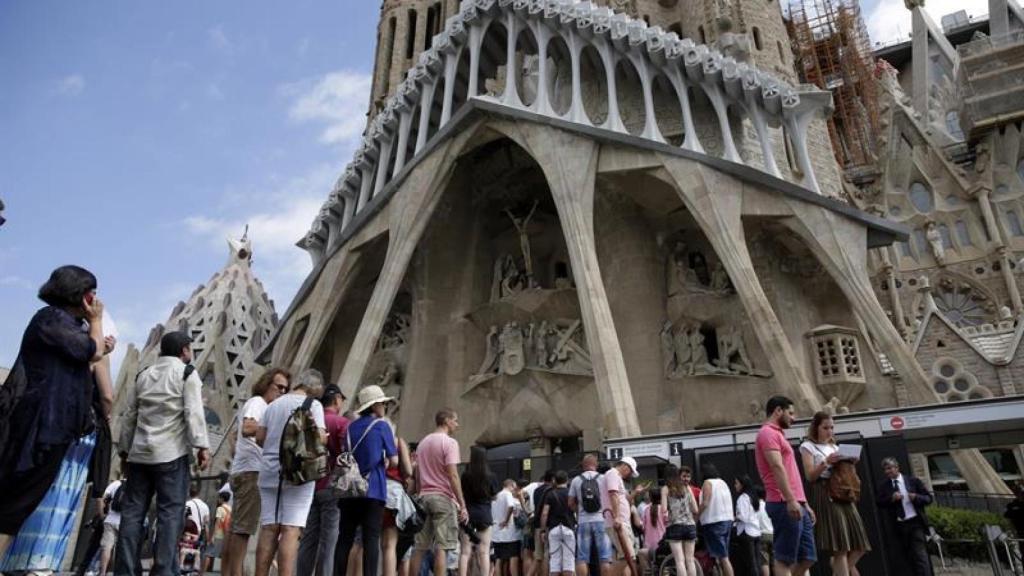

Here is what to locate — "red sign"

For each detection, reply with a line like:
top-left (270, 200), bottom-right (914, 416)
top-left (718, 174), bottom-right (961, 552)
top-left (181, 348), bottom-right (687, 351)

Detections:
top-left (890, 416), bottom-right (905, 430)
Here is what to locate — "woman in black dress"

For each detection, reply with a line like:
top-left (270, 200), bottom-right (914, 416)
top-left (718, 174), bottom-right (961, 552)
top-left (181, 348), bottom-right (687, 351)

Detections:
top-left (0, 265), bottom-right (108, 558)
top-left (459, 445), bottom-right (497, 576)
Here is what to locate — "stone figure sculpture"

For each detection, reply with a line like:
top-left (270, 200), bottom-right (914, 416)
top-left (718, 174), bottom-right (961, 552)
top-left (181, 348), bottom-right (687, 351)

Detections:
top-left (535, 320), bottom-right (551, 368)
top-left (667, 241), bottom-right (688, 297)
top-left (499, 321), bottom-right (526, 375)
top-left (716, 325), bottom-right (753, 374)
top-left (709, 262), bottom-right (732, 293)
top-left (690, 327), bottom-right (711, 371)
top-left (925, 222), bottom-right (946, 265)
top-left (673, 323), bottom-right (694, 375)
top-left (505, 199), bottom-right (539, 283)
top-left (476, 325), bottom-right (501, 376)
top-left (380, 312), bottom-right (411, 349)
top-left (661, 321), bottom-right (676, 376)
top-left (493, 254), bottom-right (525, 300)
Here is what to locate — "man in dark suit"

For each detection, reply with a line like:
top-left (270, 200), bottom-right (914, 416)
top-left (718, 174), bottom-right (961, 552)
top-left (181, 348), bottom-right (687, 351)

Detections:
top-left (876, 457), bottom-right (933, 576)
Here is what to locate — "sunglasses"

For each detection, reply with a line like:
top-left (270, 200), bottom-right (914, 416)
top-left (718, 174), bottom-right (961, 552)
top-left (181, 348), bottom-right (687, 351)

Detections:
top-left (276, 384), bottom-right (289, 393)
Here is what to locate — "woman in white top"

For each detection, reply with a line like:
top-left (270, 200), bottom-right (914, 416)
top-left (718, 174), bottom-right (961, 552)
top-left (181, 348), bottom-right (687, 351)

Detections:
top-left (732, 475), bottom-right (762, 576)
top-left (799, 412), bottom-right (870, 576)
top-left (697, 463), bottom-right (735, 576)
top-left (754, 486), bottom-right (773, 576)
top-left (254, 369), bottom-right (327, 576)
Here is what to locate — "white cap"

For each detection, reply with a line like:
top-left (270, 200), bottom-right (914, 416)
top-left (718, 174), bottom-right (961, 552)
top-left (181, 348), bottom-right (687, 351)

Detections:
top-left (619, 456), bottom-right (640, 478)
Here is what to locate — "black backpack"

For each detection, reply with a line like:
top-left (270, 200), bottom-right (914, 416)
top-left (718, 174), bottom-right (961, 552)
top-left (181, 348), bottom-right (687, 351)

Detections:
top-left (580, 473), bottom-right (602, 514)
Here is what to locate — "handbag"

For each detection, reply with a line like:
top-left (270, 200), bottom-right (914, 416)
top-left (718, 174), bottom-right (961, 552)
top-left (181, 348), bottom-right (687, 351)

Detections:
top-left (330, 419), bottom-right (382, 499)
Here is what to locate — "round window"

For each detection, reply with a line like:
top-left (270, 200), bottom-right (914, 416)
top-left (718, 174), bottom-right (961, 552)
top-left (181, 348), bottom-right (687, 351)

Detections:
top-left (910, 182), bottom-right (934, 213)
top-left (969, 392), bottom-right (985, 400)
top-left (954, 378), bottom-right (970, 392)
top-left (939, 364), bottom-right (956, 378)
top-left (947, 393), bottom-right (965, 402)
top-left (933, 380), bottom-right (950, 394)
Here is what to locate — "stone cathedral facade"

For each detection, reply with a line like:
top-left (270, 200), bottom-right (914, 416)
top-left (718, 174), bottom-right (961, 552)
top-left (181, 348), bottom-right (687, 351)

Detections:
top-left (260, 0), bottom-right (1021, 491)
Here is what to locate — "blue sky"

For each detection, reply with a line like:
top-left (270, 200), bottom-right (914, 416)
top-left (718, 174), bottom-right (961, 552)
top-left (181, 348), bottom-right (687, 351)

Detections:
top-left (0, 0), bottom-right (989, 374)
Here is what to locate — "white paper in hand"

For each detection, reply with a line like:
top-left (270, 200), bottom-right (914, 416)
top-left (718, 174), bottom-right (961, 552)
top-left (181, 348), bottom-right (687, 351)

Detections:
top-left (837, 444), bottom-right (862, 461)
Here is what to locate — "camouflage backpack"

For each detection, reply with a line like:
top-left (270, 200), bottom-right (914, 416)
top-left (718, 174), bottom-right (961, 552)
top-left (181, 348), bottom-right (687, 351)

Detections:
top-left (279, 397), bottom-right (328, 485)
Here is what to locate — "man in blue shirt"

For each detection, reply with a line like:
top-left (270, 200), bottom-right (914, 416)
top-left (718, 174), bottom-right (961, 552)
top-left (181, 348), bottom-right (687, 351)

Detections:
top-left (333, 385), bottom-right (398, 576)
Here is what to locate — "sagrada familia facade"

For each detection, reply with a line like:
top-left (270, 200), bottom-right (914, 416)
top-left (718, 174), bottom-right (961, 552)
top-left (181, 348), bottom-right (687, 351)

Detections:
top-left (112, 0), bottom-right (1024, 491)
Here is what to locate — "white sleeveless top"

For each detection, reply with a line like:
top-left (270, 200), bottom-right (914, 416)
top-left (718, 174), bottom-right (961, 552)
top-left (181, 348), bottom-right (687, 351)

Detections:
top-left (699, 478), bottom-right (733, 525)
top-left (799, 440), bottom-right (837, 479)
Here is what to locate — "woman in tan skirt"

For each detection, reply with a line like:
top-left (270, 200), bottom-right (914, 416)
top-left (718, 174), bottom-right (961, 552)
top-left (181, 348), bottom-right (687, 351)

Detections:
top-left (799, 412), bottom-right (871, 576)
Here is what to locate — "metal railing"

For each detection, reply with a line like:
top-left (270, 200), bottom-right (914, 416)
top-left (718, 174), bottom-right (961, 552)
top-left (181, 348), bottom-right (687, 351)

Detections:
top-left (934, 491), bottom-right (1016, 515)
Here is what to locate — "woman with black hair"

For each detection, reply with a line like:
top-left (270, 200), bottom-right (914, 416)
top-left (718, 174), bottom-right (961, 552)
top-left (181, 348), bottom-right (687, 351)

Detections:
top-left (459, 445), bottom-right (497, 576)
top-left (732, 475), bottom-right (763, 576)
top-left (0, 265), bottom-right (109, 560)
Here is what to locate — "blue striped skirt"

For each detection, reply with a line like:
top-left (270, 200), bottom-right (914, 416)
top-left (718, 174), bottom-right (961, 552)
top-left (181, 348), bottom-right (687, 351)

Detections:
top-left (0, 432), bottom-right (97, 571)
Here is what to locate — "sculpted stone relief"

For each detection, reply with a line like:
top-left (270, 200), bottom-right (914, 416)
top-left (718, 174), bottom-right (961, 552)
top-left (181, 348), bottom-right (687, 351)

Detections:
top-left (661, 319), bottom-right (766, 378)
top-left (666, 241), bottom-right (734, 297)
top-left (472, 318), bottom-right (593, 383)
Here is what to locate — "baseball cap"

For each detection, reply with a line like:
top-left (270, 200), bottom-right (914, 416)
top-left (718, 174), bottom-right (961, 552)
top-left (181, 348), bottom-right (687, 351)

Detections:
top-left (619, 456), bottom-right (640, 478)
top-left (159, 331), bottom-right (193, 357)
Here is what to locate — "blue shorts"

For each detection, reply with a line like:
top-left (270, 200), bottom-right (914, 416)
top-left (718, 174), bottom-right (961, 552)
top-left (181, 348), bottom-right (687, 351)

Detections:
top-left (765, 502), bottom-right (817, 566)
top-left (576, 521), bottom-right (612, 563)
top-left (701, 521), bottom-right (731, 559)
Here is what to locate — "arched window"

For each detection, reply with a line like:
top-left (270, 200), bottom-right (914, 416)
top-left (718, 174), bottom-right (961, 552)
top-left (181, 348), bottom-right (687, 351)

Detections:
top-left (1017, 158), bottom-right (1024, 183)
top-left (938, 223), bottom-right (953, 248)
top-left (669, 23), bottom-right (683, 36)
top-left (405, 9), bottom-right (418, 60)
top-left (777, 40), bottom-right (786, 63)
top-left (909, 181), bottom-right (933, 213)
top-left (752, 27), bottom-right (763, 51)
top-left (1007, 210), bottom-right (1024, 237)
top-left (955, 219), bottom-right (972, 246)
top-left (945, 111), bottom-right (964, 140)
top-left (698, 25), bottom-right (706, 44)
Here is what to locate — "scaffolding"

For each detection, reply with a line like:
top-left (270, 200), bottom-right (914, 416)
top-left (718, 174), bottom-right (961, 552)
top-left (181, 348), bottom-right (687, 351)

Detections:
top-left (787, 0), bottom-right (881, 172)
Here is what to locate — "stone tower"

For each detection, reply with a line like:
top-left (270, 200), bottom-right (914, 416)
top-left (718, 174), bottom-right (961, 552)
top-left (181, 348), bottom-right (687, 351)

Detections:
top-left (370, 0), bottom-right (461, 116)
top-left (111, 232), bottom-right (279, 474)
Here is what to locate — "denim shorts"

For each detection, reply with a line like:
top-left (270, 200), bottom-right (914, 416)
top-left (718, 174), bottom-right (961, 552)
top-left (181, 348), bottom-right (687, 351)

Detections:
top-left (576, 521), bottom-right (612, 562)
top-left (701, 521), bottom-right (731, 559)
top-left (765, 502), bottom-right (817, 566)
top-left (664, 523), bottom-right (696, 542)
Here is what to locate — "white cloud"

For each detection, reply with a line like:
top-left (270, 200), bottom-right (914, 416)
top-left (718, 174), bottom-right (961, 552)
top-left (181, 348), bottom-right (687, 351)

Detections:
top-left (207, 24), bottom-right (233, 53)
top-left (0, 275), bottom-right (33, 290)
top-left (56, 74), bottom-right (85, 96)
top-left (182, 163), bottom-right (337, 311)
top-left (865, 0), bottom-right (988, 46)
top-left (206, 82), bottom-right (225, 101)
top-left (285, 70), bottom-right (373, 146)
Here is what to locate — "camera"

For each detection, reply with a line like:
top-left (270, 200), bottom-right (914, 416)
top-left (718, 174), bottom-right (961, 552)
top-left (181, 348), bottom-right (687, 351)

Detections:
top-left (460, 521), bottom-right (481, 545)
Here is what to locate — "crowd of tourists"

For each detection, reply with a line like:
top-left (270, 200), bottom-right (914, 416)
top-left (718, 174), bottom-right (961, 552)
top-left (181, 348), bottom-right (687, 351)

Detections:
top-left (0, 264), bottom-right (984, 576)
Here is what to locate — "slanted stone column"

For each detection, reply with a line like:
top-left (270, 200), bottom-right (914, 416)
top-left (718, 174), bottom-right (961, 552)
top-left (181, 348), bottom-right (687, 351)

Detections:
top-left (658, 158), bottom-right (819, 412)
top-left (780, 204), bottom-right (934, 404)
top-left (508, 122), bottom-right (642, 438)
top-left (335, 124), bottom-right (481, 400)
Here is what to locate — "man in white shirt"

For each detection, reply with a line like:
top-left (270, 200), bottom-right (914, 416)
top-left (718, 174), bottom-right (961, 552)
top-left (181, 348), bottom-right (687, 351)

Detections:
top-left (115, 332), bottom-right (209, 576)
top-left (492, 480), bottom-right (523, 576)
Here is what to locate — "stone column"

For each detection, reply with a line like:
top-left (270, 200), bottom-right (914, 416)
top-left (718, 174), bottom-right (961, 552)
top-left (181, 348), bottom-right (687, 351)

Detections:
top-left (976, 186), bottom-right (1003, 248)
top-left (658, 158), bottom-right (820, 412)
top-left (335, 124), bottom-right (481, 399)
top-left (881, 247), bottom-right (907, 338)
top-left (509, 122), bottom-right (642, 438)
top-left (999, 247), bottom-right (1023, 312)
top-left (780, 203), bottom-right (934, 404)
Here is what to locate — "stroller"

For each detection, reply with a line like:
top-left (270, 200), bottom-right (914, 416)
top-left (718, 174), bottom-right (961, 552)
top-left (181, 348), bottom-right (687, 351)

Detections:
top-left (178, 514), bottom-right (204, 574)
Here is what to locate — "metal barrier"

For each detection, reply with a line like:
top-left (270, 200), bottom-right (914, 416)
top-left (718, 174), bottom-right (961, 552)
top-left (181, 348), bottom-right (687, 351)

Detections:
top-left (934, 491), bottom-right (1016, 515)
top-left (983, 525), bottom-right (1024, 576)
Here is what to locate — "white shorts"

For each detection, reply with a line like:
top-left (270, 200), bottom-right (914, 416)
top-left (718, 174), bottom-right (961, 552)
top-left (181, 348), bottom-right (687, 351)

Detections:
top-left (548, 525), bottom-right (576, 573)
top-left (258, 482), bottom-right (314, 528)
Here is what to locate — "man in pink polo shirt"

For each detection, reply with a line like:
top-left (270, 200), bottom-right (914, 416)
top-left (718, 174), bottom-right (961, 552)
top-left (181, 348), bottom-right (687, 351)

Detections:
top-left (755, 396), bottom-right (817, 576)
top-left (411, 409), bottom-right (468, 576)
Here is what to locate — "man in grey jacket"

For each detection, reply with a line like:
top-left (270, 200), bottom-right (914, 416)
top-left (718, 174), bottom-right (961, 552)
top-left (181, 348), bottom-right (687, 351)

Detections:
top-left (115, 331), bottom-right (210, 576)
